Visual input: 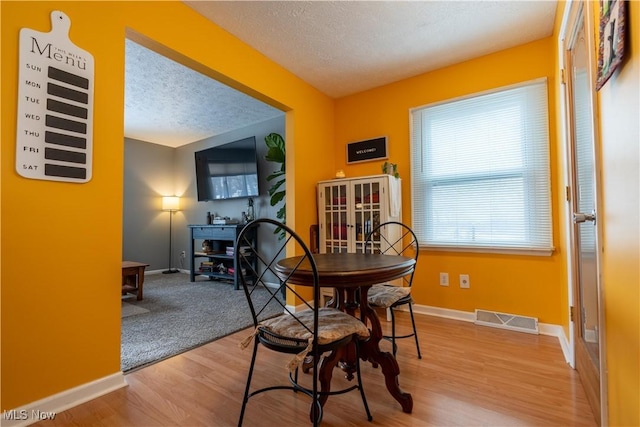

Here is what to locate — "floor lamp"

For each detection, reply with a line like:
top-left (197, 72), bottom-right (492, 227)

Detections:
top-left (162, 196), bottom-right (180, 274)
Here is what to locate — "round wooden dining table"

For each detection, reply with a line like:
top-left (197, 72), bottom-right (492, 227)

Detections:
top-left (274, 252), bottom-right (415, 414)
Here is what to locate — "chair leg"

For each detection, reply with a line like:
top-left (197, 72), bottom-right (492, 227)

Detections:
top-left (389, 307), bottom-right (398, 357)
top-left (310, 400), bottom-right (322, 427)
top-left (310, 348), bottom-right (322, 427)
top-left (293, 366), bottom-right (300, 392)
top-left (408, 302), bottom-right (422, 359)
top-left (238, 339), bottom-right (259, 427)
top-left (355, 339), bottom-right (373, 421)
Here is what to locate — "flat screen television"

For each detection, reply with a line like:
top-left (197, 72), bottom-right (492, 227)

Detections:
top-left (194, 136), bottom-right (260, 201)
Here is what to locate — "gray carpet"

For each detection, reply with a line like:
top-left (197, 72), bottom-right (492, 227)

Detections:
top-left (121, 272), bottom-right (283, 372)
top-left (121, 301), bottom-right (150, 318)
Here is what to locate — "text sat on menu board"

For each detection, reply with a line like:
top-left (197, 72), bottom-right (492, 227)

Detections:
top-left (16, 10), bottom-right (94, 183)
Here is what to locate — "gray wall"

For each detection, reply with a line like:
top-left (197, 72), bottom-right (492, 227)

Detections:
top-left (123, 115), bottom-right (285, 272)
top-left (123, 138), bottom-right (175, 270)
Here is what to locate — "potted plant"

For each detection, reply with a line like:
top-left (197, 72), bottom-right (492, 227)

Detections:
top-left (264, 132), bottom-right (286, 238)
top-left (382, 161), bottom-right (400, 178)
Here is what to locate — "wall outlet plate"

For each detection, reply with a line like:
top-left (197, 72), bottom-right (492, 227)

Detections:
top-left (460, 274), bottom-right (470, 289)
top-left (439, 272), bottom-right (449, 286)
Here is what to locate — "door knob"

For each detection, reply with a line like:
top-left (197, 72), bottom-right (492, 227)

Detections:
top-left (573, 210), bottom-right (596, 224)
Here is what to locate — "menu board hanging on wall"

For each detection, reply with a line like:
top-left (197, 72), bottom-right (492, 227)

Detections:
top-left (16, 10), bottom-right (94, 183)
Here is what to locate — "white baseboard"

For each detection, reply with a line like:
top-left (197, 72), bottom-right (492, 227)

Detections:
top-left (145, 269), bottom-right (163, 275)
top-left (1, 372), bottom-right (127, 427)
top-left (145, 269), bottom-right (189, 275)
top-left (410, 303), bottom-right (476, 322)
top-left (402, 303), bottom-right (572, 364)
top-left (539, 322), bottom-right (572, 364)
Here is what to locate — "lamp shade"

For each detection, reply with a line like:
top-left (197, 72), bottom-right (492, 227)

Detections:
top-left (162, 196), bottom-right (180, 211)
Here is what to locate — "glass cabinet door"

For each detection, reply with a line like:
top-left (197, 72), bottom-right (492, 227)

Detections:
top-left (321, 181), bottom-right (349, 253)
top-left (318, 176), bottom-right (395, 256)
top-left (352, 179), bottom-right (381, 254)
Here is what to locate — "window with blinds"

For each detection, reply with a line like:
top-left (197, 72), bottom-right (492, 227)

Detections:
top-left (410, 78), bottom-right (553, 254)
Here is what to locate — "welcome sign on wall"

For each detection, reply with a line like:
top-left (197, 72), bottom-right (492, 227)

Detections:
top-left (16, 10), bottom-right (94, 183)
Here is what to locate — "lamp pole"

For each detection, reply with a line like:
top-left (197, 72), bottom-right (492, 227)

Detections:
top-left (162, 196), bottom-right (180, 274)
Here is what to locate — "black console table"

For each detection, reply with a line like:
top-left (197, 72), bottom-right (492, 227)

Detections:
top-left (188, 224), bottom-right (255, 290)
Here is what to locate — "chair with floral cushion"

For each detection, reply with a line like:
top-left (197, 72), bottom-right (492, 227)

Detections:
top-left (236, 218), bottom-right (372, 426)
top-left (364, 221), bottom-right (421, 359)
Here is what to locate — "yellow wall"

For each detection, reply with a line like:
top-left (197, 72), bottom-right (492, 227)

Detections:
top-left (1, 1), bottom-right (333, 410)
top-left (592, 0), bottom-right (640, 424)
top-left (335, 38), bottom-right (566, 324)
top-left (336, 5), bottom-right (640, 423)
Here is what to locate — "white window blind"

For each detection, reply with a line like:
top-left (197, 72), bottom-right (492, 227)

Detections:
top-left (410, 79), bottom-right (553, 254)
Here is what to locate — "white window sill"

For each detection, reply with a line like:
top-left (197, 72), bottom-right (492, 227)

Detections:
top-left (419, 244), bottom-right (555, 257)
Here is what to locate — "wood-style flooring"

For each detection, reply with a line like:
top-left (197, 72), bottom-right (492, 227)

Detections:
top-left (32, 312), bottom-right (597, 426)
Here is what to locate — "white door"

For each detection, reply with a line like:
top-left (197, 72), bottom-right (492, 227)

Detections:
top-left (561, 2), bottom-right (606, 424)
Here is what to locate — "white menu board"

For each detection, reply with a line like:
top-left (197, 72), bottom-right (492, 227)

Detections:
top-left (16, 10), bottom-right (94, 183)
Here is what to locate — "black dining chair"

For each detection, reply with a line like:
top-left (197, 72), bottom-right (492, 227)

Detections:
top-left (235, 218), bottom-right (372, 426)
top-left (364, 221), bottom-right (421, 359)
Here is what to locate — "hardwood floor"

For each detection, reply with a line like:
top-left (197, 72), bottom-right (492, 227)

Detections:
top-left (33, 313), bottom-right (597, 426)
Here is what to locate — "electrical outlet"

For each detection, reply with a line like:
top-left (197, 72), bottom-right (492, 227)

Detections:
top-left (459, 274), bottom-right (470, 289)
top-left (180, 250), bottom-right (186, 258)
top-left (439, 272), bottom-right (449, 286)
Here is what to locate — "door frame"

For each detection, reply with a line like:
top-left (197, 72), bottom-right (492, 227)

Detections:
top-left (558, 1), bottom-right (608, 424)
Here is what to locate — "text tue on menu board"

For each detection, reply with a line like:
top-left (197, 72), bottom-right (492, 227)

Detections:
top-left (16, 10), bottom-right (94, 183)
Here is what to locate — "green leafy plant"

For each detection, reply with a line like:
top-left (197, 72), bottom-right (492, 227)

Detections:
top-left (264, 132), bottom-right (286, 238)
top-left (382, 161), bottom-right (400, 178)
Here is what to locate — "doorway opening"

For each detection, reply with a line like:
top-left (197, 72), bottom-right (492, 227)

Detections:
top-left (121, 33), bottom-right (286, 372)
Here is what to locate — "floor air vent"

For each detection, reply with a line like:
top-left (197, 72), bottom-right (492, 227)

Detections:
top-left (474, 309), bottom-right (539, 334)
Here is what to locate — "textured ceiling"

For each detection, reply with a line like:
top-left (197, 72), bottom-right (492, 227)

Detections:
top-left (124, 39), bottom-right (283, 148)
top-left (125, 1), bottom-right (557, 148)
top-left (185, 1), bottom-right (558, 98)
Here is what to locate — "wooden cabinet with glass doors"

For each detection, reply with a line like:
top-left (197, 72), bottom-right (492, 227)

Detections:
top-left (317, 174), bottom-right (402, 303)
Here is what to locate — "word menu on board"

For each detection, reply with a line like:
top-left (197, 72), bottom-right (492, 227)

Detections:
top-left (16, 10), bottom-right (94, 183)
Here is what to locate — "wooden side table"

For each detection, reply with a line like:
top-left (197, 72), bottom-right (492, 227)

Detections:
top-left (122, 261), bottom-right (149, 301)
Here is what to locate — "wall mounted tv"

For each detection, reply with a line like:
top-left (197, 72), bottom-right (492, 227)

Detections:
top-left (194, 136), bottom-right (260, 201)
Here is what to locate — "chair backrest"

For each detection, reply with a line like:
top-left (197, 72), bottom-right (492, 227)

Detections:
top-left (364, 221), bottom-right (419, 288)
top-left (236, 218), bottom-right (320, 338)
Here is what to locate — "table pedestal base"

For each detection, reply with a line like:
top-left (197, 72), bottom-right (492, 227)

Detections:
top-left (320, 287), bottom-right (413, 413)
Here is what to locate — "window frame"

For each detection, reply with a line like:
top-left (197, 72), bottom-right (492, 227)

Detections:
top-left (410, 78), bottom-right (554, 256)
